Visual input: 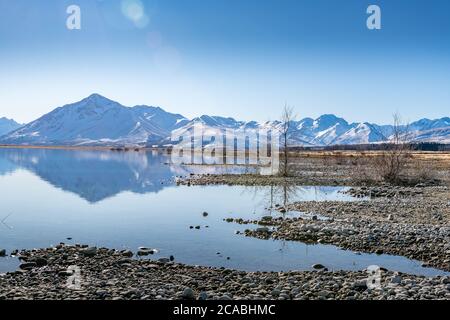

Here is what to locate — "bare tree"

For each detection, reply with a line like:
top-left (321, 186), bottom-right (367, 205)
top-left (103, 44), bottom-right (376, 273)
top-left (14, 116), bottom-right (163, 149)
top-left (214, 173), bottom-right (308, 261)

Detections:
top-left (280, 104), bottom-right (296, 177)
top-left (374, 112), bottom-right (411, 184)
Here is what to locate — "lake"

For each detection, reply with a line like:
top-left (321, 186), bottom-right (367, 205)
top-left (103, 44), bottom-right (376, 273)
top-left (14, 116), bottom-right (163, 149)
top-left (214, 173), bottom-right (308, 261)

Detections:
top-left (0, 148), bottom-right (448, 276)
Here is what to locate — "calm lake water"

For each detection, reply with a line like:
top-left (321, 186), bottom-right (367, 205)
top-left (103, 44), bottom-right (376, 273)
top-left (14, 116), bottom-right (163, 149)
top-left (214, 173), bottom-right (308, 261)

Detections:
top-left (0, 148), bottom-right (448, 276)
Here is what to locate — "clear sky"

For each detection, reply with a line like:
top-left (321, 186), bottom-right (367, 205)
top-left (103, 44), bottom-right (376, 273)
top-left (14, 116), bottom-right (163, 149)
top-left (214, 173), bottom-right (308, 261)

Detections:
top-left (0, 0), bottom-right (449, 124)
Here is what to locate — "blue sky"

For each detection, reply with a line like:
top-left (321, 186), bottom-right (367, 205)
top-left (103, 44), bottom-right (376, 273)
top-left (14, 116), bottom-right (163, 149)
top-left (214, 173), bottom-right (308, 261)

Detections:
top-left (0, 0), bottom-right (449, 124)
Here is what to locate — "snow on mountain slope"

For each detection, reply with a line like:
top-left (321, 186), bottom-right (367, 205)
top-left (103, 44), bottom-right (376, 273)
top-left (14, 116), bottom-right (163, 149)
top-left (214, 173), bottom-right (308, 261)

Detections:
top-left (0, 94), bottom-right (448, 146)
top-left (192, 115), bottom-right (244, 128)
top-left (1, 94), bottom-right (182, 146)
top-left (332, 123), bottom-right (386, 145)
top-left (0, 117), bottom-right (22, 136)
top-left (132, 105), bottom-right (188, 132)
top-left (311, 122), bottom-right (352, 145)
top-left (285, 115), bottom-right (353, 146)
top-left (410, 117), bottom-right (450, 132)
top-left (312, 114), bottom-right (348, 132)
top-left (410, 127), bottom-right (450, 143)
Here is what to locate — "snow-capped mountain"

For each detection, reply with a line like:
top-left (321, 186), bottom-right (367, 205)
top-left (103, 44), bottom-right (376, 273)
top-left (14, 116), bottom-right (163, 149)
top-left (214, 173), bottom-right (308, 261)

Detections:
top-left (0, 94), bottom-right (187, 146)
top-left (0, 117), bottom-right (22, 136)
top-left (409, 117), bottom-right (450, 132)
top-left (163, 112), bottom-right (450, 146)
top-left (409, 127), bottom-right (450, 143)
top-left (332, 123), bottom-right (386, 145)
top-left (0, 94), bottom-right (448, 146)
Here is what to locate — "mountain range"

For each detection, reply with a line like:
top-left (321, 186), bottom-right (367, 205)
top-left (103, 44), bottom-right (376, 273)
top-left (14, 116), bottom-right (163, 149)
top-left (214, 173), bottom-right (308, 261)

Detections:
top-left (0, 94), bottom-right (449, 146)
top-left (0, 117), bottom-right (22, 136)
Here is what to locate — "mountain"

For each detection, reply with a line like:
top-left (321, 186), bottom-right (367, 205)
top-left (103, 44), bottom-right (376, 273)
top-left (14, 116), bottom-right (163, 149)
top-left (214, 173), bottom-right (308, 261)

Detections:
top-left (165, 113), bottom-right (450, 147)
top-left (330, 123), bottom-right (387, 145)
top-left (410, 127), bottom-right (450, 144)
top-left (0, 117), bottom-right (22, 136)
top-left (1, 94), bottom-right (187, 146)
top-left (409, 117), bottom-right (450, 132)
top-left (0, 94), bottom-right (448, 146)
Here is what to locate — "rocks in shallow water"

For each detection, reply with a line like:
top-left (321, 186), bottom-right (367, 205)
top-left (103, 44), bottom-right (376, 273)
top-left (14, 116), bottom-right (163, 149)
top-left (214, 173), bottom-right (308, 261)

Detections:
top-left (312, 264), bottom-right (326, 270)
top-left (137, 247), bottom-right (158, 256)
top-left (181, 288), bottom-right (195, 300)
top-left (158, 258), bottom-right (170, 263)
top-left (170, 255), bottom-right (175, 262)
top-left (81, 247), bottom-right (97, 257)
top-left (245, 186), bottom-right (450, 272)
top-left (256, 227), bottom-right (270, 233)
top-left (202, 212), bottom-right (209, 217)
top-left (30, 257), bottom-right (48, 267)
top-left (195, 226), bottom-right (201, 230)
top-left (261, 216), bottom-right (273, 222)
top-left (0, 249), bottom-right (6, 257)
top-left (19, 262), bottom-right (37, 270)
top-left (122, 250), bottom-right (133, 257)
top-left (346, 186), bottom-right (427, 199)
top-left (137, 250), bottom-right (150, 256)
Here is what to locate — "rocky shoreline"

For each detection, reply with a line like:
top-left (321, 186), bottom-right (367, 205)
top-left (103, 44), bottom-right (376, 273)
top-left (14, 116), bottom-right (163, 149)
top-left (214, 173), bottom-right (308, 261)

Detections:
top-left (1, 245), bottom-right (449, 300)
top-left (178, 173), bottom-right (352, 187)
top-left (1, 175), bottom-right (448, 300)
top-left (226, 186), bottom-right (450, 272)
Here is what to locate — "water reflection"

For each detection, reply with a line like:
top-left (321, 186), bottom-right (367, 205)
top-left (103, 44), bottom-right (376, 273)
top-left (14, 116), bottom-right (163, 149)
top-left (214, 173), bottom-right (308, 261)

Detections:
top-left (243, 183), bottom-right (357, 219)
top-left (0, 148), bottom-right (253, 203)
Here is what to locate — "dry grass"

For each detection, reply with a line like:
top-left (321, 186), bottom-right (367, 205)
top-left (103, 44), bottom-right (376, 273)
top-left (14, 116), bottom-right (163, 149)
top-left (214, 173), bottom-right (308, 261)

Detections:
top-left (287, 150), bottom-right (450, 186)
